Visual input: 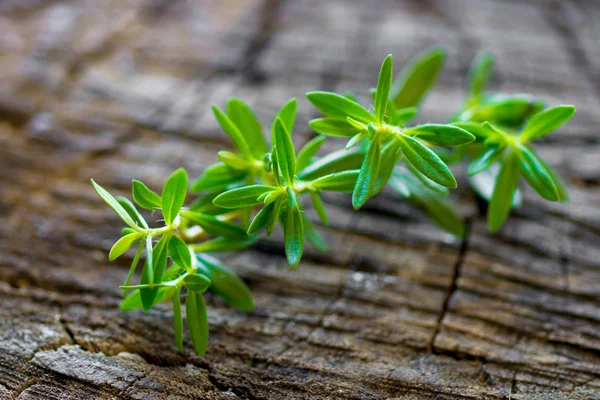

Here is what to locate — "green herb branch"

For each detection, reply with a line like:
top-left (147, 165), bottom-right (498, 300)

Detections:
top-left (92, 47), bottom-right (575, 356)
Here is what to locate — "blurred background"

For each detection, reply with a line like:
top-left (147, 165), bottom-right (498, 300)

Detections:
top-left (1, 0), bottom-right (600, 399)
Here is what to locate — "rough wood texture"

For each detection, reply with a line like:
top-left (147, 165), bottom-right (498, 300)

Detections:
top-left (1, 0), bottom-right (599, 399)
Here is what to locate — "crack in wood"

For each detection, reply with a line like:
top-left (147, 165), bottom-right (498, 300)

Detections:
top-left (429, 218), bottom-right (472, 353)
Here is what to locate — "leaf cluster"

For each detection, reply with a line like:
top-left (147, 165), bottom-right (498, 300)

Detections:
top-left (92, 46), bottom-right (575, 356)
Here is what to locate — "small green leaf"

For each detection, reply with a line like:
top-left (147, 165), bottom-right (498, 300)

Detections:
top-left (122, 241), bottom-right (144, 296)
top-left (132, 180), bottom-right (162, 210)
top-left (397, 135), bottom-right (457, 188)
top-left (117, 197), bottom-right (148, 229)
top-left (273, 117), bottom-right (296, 185)
top-left (162, 168), bottom-right (188, 226)
top-left (186, 291), bottom-right (209, 356)
top-left (312, 170), bottom-right (360, 193)
top-left (520, 105), bottom-right (575, 142)
top-left (226, 98), bottom-right (268, 158)
top-left (283, 189), bottom-right (304, 268)
top-left (468, 147), bottom-right (505, 176)
top-left (345, 131), bottom-right (367, 150)
top-left (372, 139), bottom-right (400, 195)
top-left (468, 166), bottom-right (522, 208)
top-left (212, 104), bottom-right (251, 157)
top-left (91, 179), bottom-right (140, 231)
top-left (390, 47), bottom-right (445, 108)
top-left (296, 135), bottom-right (326, 173)
top-left (273, 98), bottom-right (297, 141)
top-left (192, 235), bottom-right (258, 253)
top-left (488, 152), bottom-right (521, 232)
top-left (248, 202), bottom-right (275, 234)
top-left (308, 118), bottom-right (358, 137)
top-left (375, 54), bottom-right (393, 123)
top-left (145, 233), bottom-right (171, 306)
top-left (306, 91), bottom-right (376, 123)
top-left (266, 197), bottom-right (284, 236)
top-left (218, 151), bottom-right (248, 170)
top-left (181, 210), bottom-right (247, 237)
top-left (310, 192), bottom-right (328, 226)
top-left (183, 273), bottom-right (211, 293)
top-left (173, 289), bottom-right (183, 351)
top-left (404, 162), bottom-right (449, 195)
top-left (468, 52), bottom-right (494, 102)
top-left (298, 148), bottom-right (365, 180)
top-left (213, 185), bottom-right (276, 209)
top-left (109, 232), bottom-right (143, 261)
top-left (391, 107), bottom-right (418, 126)
top-left (516, 144), bottom-right (559, 201)
top-left (352, 136), bottom-right (382, 209)
top-left (196, 254), bottom-right (254, 311)
top-left (169, 235), bottom-right (192, 270)
top-left (406, 124), bottom-right (475, 146)
top-left (303, 215), bottom-right (327, 253)
top-left (191, 163), bottom-right (248, 192)
top-left (140, 235), bottom-right (155, 311)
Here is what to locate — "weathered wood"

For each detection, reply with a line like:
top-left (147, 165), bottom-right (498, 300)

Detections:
top-left (1, 0), bottom-right (599, 398)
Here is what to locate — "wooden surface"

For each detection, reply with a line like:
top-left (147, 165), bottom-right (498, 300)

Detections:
top-left (1, 0), bottom-right (600, 399)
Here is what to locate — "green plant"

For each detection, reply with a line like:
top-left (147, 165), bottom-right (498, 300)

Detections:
top-left (92, 47), bottom-right (575, 356)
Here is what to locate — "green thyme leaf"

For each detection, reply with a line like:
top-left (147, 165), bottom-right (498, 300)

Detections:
top-left (296, 135), bottom-right (326, 173)
top-left (468, 147), bottom-right (505, 176)
top-left (306, 91), bottom-right (376, 123)
top-left (172, 289), bottom-right (183, 351)
top-left (468, 52), bottom-right (494, 102)
top-left (181, 210), bottom-right (247, 237)
top-left (468, 166), bottom-right (522, 208)
top-left (308, 118), bottom-right (358, 137)
top-left (403, 162), bottom-right (449, 195)
top-left (145, 233), bottom-right (170, 306)
top-left (516, 144), bottom-right (559, 201)
top-left (162, 168), bottom-right (188, 226)
top-left (372, 139), bottom-right (400, 195)
top-left (132, 180), bottom-right (162, 210)
top-left (226, 98), bottom-right (268, 158)
top-left (283, 189), bottom-right (304, 268)
top-left (213, 185), bottom-right (276, 209)
top-left (191, 235), bottom-right (258, 253)
top-left (397, 135), bottom-right (457, 188)
top-left (248, 202), bottom-right (275, 234)
top-left (218, 151), bottom-right (248, 170)
top-left (109, 232), bottom-right (143, 261)
top-left (266, 197), bottom-right (284, 236)
top-left (186, 290), bottom-right (209, 356)
top-left (140, 236), bottom-right (155, 311)
top-left (183, 273), bottom-right (211, 293)
top-left (91, 179), bottom-right (140, 231)
top-left (346, 131), bottom-right (368, 150)
top-left (406, 124), bottom-right (475, 146)
top-left (273, 98), bottom-right (297, 140)
top-left (169, 235), bottom-right (192, 270)
top-left (303, 215), bottom-right (327, 253)
top-left (191, 163), bottom-right (247, 192)
top-left (117, 197), bottom-right (148, 229)
top-left (488, 152), bottom-right (520, 232)
top-left (520, 105), bottom-right (575, 142)
top-left (352, 136), bottom-right (382, 209)
top-left (390, 46), bottom-right (445, 108)
top-left (212, 104), bottom-right (251, 157)
top-left (309, 192), bottom-right (328, 226)
top-left (196, 254), bottom-right (254, 311)
top-left (273, 117), bottom-right (296, 185)
top-left (375, 54), bottom-right (393, 124)
top-left (391, 107), bottom-right (418, 126)
top-left (312, 170), bottom-right (360, 192)
top-left (299, 148), bottom-right (364, 180)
